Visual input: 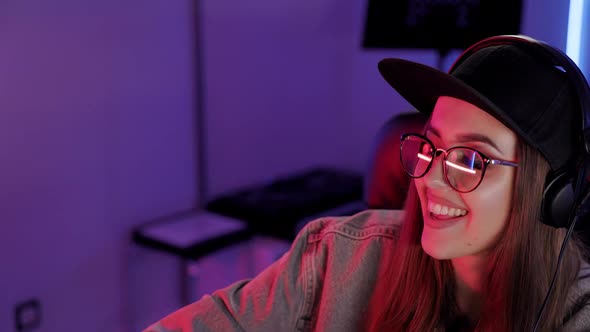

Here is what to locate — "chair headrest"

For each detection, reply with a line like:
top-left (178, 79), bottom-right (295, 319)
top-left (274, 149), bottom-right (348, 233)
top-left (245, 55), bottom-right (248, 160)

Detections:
top-left (364, 112), bottom-right (428, 209)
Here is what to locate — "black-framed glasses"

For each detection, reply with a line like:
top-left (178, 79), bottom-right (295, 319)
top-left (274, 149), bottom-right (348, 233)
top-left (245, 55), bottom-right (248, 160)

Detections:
top-left (400, 133), bottom-right (519, 193)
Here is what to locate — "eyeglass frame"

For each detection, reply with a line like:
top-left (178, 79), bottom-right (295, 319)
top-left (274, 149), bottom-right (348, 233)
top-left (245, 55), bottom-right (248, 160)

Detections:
top-left (400, 133), bottom-right (519, 193)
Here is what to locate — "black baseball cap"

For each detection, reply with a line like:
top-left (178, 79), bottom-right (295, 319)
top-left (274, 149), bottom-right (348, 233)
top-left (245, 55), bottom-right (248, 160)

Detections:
top-left (378, 37), bottom-right (581, 172)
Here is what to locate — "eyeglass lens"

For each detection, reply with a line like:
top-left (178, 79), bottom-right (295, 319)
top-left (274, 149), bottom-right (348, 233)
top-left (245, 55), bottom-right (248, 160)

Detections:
top-left (400, 135), bottom-right (485, 192)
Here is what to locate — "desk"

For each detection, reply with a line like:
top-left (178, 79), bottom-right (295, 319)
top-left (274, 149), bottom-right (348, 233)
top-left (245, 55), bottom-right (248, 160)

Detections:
top-left (133, 168), bottom-right (365, 306)
top-left (133, 211), bottom-right (252, 304)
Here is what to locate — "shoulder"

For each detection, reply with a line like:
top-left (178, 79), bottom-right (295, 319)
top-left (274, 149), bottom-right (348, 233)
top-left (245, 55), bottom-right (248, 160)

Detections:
top-left (301, 209), bottom-right (404, 243)
top-left (291, 210), bottom-right (405, 328)
top-left (293, 209), bottom-right (404, 282)
top-left (279, 209), bottom-right (404, 268)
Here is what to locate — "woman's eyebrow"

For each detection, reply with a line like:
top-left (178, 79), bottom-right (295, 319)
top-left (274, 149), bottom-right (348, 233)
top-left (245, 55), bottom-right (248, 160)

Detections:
top-left (425, 126), bottom-right (503, 154)
top-left (455, 133), bottom-right (503, 153)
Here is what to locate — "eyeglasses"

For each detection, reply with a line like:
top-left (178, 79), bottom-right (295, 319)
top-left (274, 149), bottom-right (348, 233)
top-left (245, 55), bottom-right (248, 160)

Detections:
top-left (400, 133), bottom-right (518, 193)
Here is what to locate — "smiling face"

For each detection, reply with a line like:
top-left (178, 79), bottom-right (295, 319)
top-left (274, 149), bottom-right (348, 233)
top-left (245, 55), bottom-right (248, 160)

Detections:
top-left (415, 96), bottom-right (518, 260)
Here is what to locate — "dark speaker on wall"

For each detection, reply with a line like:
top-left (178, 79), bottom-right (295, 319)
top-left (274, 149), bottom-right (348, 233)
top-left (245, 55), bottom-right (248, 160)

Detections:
top-left (363, 0), bottom-right (523, 51)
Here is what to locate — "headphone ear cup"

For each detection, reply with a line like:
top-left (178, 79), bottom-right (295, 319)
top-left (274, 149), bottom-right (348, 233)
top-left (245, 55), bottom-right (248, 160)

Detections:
top-left (542, 172), bottom-right (575, 228)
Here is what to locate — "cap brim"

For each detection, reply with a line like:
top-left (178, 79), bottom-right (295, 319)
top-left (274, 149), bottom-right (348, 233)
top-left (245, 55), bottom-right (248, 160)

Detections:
top-left (377, 58), bottom-right (524, 138)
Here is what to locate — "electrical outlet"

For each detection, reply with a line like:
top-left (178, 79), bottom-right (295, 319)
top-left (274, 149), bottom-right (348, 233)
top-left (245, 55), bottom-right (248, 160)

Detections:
top-left (14, 298), bottom-right (41, 332)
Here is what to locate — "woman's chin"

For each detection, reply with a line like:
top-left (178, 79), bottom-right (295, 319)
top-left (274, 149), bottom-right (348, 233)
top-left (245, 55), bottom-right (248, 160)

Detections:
top-left (421, 233), bottom-right (455, 260)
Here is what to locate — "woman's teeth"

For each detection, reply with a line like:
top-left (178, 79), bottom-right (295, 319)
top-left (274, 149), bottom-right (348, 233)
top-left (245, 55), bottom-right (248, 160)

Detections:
top-left (427, 202), bottom-right (467, 217)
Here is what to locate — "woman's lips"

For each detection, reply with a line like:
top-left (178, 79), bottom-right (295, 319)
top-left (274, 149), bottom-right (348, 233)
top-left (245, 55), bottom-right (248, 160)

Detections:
top-left (423, 212), bottom-right (467, 229)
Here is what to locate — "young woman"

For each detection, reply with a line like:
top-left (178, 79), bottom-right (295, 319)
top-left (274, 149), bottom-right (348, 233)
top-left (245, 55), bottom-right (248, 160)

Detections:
top-left (145, 35), bottom-right (590, 331)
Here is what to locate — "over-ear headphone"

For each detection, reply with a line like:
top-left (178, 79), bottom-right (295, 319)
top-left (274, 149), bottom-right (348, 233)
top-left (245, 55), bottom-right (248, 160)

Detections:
top-left (449, 35), bottom-right (590, 229)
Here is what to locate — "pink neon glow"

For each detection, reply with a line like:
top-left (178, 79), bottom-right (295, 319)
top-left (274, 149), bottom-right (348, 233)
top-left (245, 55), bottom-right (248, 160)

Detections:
top-left (445, 160), bottom-right (476, 174)
top-left (417, 153), bottom-right (432, 162)
top-left (416, 153), bottom-right (476, 174)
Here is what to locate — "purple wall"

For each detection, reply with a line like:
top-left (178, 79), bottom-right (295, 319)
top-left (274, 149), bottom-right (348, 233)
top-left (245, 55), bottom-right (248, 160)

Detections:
top-left (0, 1), bottom-right (196, 331)
top-left (0, 0), bottom-right (576, 331)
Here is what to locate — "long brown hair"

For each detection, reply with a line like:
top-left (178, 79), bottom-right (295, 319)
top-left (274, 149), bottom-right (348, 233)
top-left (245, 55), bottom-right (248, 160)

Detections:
top-left (373, 139), bottom-right (586, 331)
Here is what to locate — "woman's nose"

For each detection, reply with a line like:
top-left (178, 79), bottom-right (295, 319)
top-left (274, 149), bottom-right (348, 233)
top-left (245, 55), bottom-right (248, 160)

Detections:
top-left (421, 151), bottom-right (448, 189)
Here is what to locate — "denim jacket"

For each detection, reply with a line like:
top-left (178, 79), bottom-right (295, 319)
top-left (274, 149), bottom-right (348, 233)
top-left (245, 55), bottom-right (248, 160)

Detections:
top-left (145, 209), bottom-right (590, 331)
